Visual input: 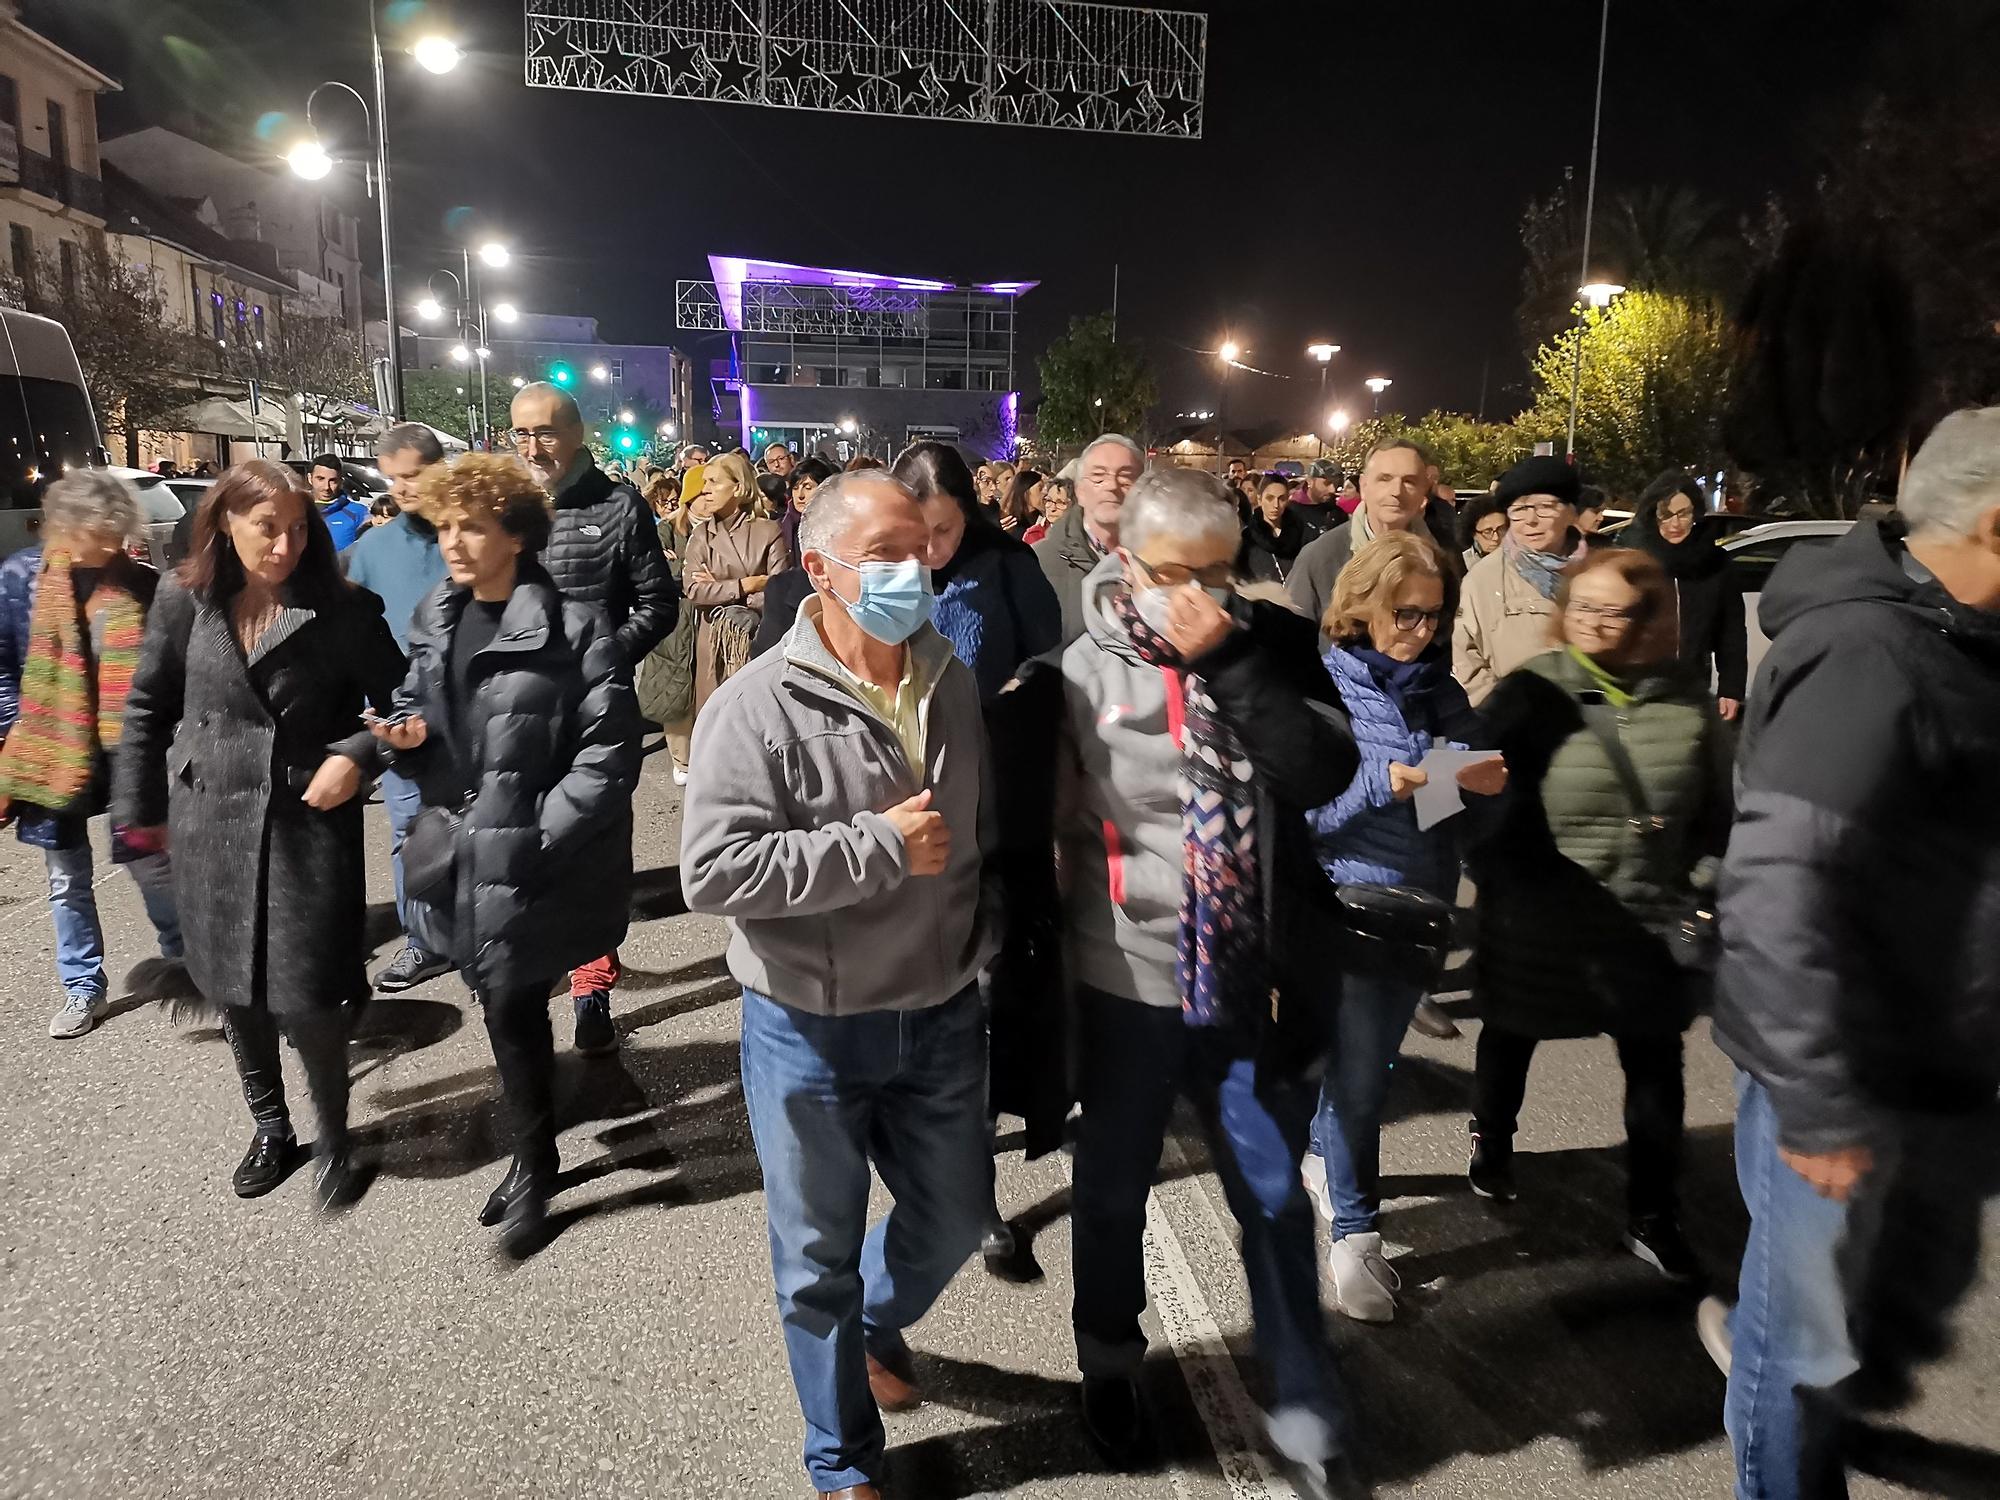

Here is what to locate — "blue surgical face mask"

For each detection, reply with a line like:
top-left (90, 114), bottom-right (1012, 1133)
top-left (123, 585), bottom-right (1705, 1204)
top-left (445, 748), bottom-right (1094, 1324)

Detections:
top-left (821, 554), bottom-right (935, 645)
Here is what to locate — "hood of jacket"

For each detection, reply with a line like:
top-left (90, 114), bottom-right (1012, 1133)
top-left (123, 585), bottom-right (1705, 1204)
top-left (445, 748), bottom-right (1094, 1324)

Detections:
top-left (1757, 516), bottom-right (1990, 649)
top-left (1080, 551), bottom-right (1144, 665)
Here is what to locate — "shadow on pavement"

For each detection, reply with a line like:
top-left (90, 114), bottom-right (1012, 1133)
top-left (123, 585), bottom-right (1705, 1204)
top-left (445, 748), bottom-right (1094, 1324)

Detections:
top-left (630, 863), bottom-right (690, 921)
top-left (1848, 1421), bottom-right (2000, 1497)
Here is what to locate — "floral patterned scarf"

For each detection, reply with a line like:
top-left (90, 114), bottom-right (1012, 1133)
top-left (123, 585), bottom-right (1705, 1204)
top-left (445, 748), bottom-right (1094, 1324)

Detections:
top-left (0, 549), bottom-right (144, 812)
top-left (1112, 589), bottom-right (1265, 1028)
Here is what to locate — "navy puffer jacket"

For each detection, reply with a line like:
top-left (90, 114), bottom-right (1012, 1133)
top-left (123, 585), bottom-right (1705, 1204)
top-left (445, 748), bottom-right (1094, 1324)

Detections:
top-left (388, 563), bottom-right (643, 991)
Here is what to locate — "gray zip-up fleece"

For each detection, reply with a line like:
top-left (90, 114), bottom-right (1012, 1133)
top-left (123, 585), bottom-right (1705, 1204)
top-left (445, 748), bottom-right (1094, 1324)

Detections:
top-left (679, 598), bottom-right (999, 1014)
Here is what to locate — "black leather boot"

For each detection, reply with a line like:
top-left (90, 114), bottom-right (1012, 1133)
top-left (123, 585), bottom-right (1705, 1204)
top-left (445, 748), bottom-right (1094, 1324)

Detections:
top-left (232, 1132), bottom-right (298, 1198)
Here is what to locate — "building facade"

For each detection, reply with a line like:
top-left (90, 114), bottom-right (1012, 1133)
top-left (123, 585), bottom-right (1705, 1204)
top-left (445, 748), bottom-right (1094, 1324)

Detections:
top-left (402, 312), bottom-right (693, 449)
top-left (677, 256), bottom-right (1032, 462)
top-left (99, 126), bottom-right (365, 328)
top-left (0, 0), bottom-right (114, 292)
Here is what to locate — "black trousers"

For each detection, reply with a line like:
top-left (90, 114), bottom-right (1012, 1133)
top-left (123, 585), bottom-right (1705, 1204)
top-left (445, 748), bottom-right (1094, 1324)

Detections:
top-left (221, 1004), bottom-right (353, 1152)
top-left (1472, 1021), bottom-right (1685, 1220)
top-left (481, 978), bottom-right (560, 1173)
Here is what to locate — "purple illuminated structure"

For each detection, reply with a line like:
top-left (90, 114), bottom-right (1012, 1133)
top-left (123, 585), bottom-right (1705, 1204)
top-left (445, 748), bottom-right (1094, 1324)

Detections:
top-left (690, 256), bottom-right (1036, 462)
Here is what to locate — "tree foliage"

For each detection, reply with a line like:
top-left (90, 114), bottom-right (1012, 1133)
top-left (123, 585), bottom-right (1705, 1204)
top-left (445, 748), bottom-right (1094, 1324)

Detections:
top-left (1522, 290), bottom-right (1740, 499)
top-left (2, 238), bottom-right (198, 460)
top-left (1034, 312), bottom-right (1158, 452)
top-left (262, 311), bottom-right (370, 425)
top-left (1724, 219), bottom-right (1918, 518)
top-left (401, 369), bottom-right (478, 444)
top-left (1518, 180), bottom-right (1743, 357)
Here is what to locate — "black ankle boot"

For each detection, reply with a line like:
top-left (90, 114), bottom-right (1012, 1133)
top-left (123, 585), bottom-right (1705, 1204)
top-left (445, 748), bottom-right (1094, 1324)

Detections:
top-left (479, 1150), bottom-right (557, 1234)
top-left (314, 1139), bottom-right (362, 1214)
top-left (232, 1132), bottom-right (297, 1199)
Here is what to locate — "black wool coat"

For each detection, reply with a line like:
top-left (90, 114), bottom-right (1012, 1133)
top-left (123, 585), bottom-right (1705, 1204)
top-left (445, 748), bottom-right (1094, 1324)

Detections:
top-left (386, 565), bottom-right (642, 994)
top-left (541, 461), bottom-right (681, 664)
top-left (114, 578), bottom-right (406, 1017)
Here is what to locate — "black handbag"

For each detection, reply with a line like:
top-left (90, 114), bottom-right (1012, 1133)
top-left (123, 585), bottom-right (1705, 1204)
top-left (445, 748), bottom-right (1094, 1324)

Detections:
top-left (400, 803), bottom-right (463, 907)
top-left (1331, 883), bottom-right (1456, 987)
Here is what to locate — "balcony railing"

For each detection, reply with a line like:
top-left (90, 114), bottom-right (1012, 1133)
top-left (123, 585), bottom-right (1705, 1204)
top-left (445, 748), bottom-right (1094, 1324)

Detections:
top-left (63, 169), bottom-right (105, 220)
top-left (12, 148), bottom-right (60, 200)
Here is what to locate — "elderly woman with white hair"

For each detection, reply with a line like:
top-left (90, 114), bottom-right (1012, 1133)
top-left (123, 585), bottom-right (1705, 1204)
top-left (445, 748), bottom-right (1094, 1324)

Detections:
top-left (1057, 465), bottom-right (1364, 1487)
top-left (0, 470), bottom-right (184, 1039)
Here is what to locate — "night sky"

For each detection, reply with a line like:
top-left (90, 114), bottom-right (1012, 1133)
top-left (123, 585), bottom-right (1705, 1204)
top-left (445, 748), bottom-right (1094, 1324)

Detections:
top-left (36, 0), bottom-right (1904, 429)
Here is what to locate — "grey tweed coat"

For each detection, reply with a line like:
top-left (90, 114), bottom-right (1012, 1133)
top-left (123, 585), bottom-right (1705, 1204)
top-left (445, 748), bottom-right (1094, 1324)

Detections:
top-left (113, 577), bottom-right (405, 1018)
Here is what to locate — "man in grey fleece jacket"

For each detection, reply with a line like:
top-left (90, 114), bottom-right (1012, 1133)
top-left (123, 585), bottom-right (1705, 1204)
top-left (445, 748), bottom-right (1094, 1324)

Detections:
top-left (679, 470), bottom-right (998, 1500)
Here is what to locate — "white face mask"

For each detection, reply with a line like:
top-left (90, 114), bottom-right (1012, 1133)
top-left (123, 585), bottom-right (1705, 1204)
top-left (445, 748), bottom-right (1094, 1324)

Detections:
top-left (1133, 582), bottom-right (1230, 635)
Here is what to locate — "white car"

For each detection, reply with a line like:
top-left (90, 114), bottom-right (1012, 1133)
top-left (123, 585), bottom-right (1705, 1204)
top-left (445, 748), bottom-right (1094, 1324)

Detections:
top-left (116, 470), bottom-right (212, 569)
top-left (1721, 520), bottom-right (1854, 681)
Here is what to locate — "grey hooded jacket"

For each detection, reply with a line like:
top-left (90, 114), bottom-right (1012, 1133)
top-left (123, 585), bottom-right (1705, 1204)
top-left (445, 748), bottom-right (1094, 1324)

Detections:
top-left (678, 598), bottom-right (999, 1014)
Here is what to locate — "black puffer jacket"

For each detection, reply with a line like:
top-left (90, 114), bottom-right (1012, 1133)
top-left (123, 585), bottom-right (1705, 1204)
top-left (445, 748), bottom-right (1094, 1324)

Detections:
top-left (542, 461), bottom-right (679, 663)
top-left (1714, 518), bottom-right (2000, 1151)
top-left (389, 564), bottom-right (643, 993)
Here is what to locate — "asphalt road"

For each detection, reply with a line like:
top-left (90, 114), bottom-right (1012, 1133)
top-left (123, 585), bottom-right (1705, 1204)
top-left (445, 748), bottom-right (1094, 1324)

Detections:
top-left (1, 754), bottom-right (1994, 1499)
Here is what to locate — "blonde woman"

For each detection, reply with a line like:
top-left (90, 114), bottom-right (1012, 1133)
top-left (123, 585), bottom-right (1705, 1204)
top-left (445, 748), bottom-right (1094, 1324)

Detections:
top-left (1303, 532), bottom-right (1504, 1322)
top-left (683, 451), bottom-right (790, 716)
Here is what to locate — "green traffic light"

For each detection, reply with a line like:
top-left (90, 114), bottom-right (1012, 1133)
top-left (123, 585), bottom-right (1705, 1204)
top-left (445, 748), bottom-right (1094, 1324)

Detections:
top-left (550, 362), bottom-right (574, 386)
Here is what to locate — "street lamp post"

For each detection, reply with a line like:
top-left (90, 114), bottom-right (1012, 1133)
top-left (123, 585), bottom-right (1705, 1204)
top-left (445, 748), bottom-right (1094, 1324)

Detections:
top-left (1215, 338), bottom-right (1241, 476)
top-left (1565, 280), bottom-right (1625, 460)
top-left (1307, 342), bottom-right (1339, 455)
top-left (1364, 376), bottom-right (1393, 416)
top-left (288, 15), bottom-right (461, 423)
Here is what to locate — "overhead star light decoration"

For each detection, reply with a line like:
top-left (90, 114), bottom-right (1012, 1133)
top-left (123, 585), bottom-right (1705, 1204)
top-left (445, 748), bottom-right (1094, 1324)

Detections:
top-left (522, 0), bottom-right (1207, 139)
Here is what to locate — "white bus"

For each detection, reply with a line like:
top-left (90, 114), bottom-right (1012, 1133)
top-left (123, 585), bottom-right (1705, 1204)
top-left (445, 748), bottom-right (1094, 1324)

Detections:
top-left (1, 307), bottom-right (104, 559)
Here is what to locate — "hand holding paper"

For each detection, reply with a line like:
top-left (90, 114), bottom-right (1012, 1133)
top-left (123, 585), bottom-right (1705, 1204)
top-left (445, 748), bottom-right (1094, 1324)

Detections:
top-left (1411, 746), bottom-right (1505, 831)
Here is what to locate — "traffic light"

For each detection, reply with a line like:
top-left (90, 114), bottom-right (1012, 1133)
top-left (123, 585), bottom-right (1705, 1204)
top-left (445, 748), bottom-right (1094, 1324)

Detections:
top-left (614, 427), bottom-right (639, 453)
top-left (549, 361), bottom-right (575, 387)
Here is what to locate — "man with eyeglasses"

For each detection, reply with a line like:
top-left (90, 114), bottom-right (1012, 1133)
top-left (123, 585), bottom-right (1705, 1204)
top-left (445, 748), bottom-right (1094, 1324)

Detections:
top-left (1453, 455), bottom-right (1591, 706)
top-left (507, 381), bottom-right (679, 1055)
top-left (1287, 438), bottom-right (1461, 629)
top-left (1035, 433), bottom-right (1147, 645)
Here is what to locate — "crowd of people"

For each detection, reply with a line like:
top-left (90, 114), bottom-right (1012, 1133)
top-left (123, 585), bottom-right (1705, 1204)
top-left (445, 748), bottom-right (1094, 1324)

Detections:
top-left (2, 386), bottom-right (1997, 1500)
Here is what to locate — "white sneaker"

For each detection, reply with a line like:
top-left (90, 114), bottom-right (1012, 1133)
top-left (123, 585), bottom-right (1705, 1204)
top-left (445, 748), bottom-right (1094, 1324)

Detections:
top-left (672, 765), bottom-right (690, 787)
top-left (1328, 1231), bottom-right (1400, 1323)
top-left (1301, 1153), bottom-right (1334, 1229)
top-left (49, 991), bottom-right (107, 1039)
top-left (1697, 1294), bottom-right (1734, 1377)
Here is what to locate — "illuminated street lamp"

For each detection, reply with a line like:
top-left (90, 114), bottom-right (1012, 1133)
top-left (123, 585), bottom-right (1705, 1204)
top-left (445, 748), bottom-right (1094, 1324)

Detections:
top-left (1364, 376), bottom-right (1393, 415)
top-left (477, 241), bottom-right (511, 268)
top-left (415, 296), bottom-right (442, 321)
top-left (590, 364), bottom-right (610, 383)
top-left (492, 302), bottom-right (519, 323)
top-left (474, 345), bottom-right (492, 361)
top-left (1306, 340), bottom-right (1340, 415)
top-left (659, 421), bottom-right (677, 437)
top-left (510, 376), bottom-right (526, 389)
top-left (450, 344), bottom-right (470, 363)
top-left (619, 408), bottom-right (635, 424)
top-left (1218, 339), bottom-right (1241, 365)
top-left (838, 416), bottom-right (858, 435)
top-left (1567, 281), bottom-right (1628, 456)
top-left (285, 139), bottom-right (332, 180)
top-left (411, 35), bottom-right (463, 75)
top-left (1328, 408), bottom-right (1351, 434)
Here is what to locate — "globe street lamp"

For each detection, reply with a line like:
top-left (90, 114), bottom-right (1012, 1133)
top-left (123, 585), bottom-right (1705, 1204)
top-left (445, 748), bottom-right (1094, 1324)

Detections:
top-left (285, 140), bottom-right (333, 180)
top-left (477, 241), bottom-right (510, 268)
top-left (590, 364), bottom-right (610, 383)
top-left (1566, 280), bottom-right (1627, 458)
top-left (492, 302), bottom-right (519, 323)
top-left (415, 296), bottom-right (442, 321)
top-left (1364, 376), bottom-right (1393, 415)
top-left (411, 35), bottom-right (463, 75)
top-left (1329, 408), bottom-right (1351, 434)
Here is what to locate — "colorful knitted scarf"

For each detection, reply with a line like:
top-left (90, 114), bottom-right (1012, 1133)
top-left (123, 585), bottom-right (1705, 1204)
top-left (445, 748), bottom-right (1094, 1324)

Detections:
top-left (1113, 589), bottom-right (1265, 1029)
top-left (0, 549), bottom-right (145, 812)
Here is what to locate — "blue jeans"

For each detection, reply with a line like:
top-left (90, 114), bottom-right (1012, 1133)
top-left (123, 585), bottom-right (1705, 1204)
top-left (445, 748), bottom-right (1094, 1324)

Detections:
top-left (1071, 986), bottom-right (1346, 1462)
top-left (1725, 1071), bottom-right (2000, 1499)
top-left (1310, 972), bottom-right (1423, 1238)
top-left (739, 985), bottom-right (989, 1493)
top-left (44, 840), bottom-right (183, 999)
top-left (380, 767), bottom-right (428, 945)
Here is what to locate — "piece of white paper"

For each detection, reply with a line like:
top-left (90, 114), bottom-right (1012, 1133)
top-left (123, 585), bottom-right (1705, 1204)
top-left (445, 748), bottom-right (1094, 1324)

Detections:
top-left (1412, 746), bottom-right (1498, 832)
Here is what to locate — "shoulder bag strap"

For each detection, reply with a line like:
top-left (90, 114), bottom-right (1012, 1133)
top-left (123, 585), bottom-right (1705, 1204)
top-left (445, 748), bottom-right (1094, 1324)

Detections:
top-left (1576, 697), bottom-right (1666, 835)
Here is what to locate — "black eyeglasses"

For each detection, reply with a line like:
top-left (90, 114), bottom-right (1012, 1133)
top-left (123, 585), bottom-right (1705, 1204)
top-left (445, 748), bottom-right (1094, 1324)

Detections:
top-left (1507, 499), bottom-right (1567, 520)
top-left (1391, 606), bottom-right (1446, 632)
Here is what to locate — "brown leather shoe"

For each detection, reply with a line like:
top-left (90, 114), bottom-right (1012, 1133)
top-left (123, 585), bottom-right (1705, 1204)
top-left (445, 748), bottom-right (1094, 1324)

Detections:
top-left (866, 1351), bottom-right (922, 1413)
top-left (818, 1488), bottom-right (882, 1499)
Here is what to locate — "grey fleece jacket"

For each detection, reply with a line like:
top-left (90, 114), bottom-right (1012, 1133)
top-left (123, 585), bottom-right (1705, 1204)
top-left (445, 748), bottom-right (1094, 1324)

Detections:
top-left (678, 599), bottom-right (999, 1015)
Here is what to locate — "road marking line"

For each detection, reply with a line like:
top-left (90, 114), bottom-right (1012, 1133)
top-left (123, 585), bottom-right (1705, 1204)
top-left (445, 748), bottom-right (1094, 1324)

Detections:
top-left (1144, 1138), bottom-right (1295, 1500)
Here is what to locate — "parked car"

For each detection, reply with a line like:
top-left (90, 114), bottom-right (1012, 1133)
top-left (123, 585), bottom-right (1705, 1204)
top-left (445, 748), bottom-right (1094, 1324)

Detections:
top-left (116, 470), bottom-right (212, 570)
top-left (0, 308), bottom-right (104, 560)
top-left (1722, 519), bottom-right (1853, 682)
